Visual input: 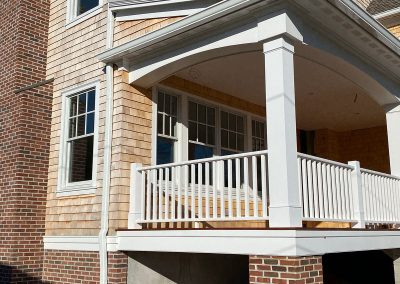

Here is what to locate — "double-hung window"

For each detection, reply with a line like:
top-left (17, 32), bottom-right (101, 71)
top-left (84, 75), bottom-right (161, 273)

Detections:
top-left (188, 101), bottom-right (216, 160)
top-left (220, 110), bottom-right (245, 156)
top-left (58, 83), bottom-right (99, 196)
top-left (156, 92), bottom-right (178, 165)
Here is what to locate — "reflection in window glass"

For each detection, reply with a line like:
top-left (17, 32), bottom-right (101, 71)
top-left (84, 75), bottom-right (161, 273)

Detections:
top-left (77, 0), bottom-right (99, 16)
top-left (157, 137), bottom-right (174, 165)
top-left (67, 88), bottom-right (96, 183)
top-left (221, 111), bottom-right (245, 152)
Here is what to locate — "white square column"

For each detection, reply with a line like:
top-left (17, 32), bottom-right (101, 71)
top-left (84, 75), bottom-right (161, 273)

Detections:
top-left (386, 104), bottom-right (400, 176)
top-left (264, 37), bottom-right (302, 228)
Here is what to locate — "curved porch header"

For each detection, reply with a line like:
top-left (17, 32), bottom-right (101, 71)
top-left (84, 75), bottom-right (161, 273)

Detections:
top-left (98, 0), bottom-right (400, 103)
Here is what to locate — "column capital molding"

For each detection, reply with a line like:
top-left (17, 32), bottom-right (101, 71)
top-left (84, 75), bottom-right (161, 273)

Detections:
top-left (262, 36), bottom-right (295, 55)
top-left (384, 102), bottom-right (400, 113)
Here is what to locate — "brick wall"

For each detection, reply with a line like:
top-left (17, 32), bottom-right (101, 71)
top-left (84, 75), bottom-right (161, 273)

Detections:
top-left (42, 250), bottom-right (128, 284)
top-left (0, 0), bottom-right (52, 282)
top-left (249, 255), bottom-right (323, 284)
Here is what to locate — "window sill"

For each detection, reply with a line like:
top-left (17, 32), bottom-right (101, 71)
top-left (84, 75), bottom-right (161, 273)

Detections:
top-left (65, 5), bottom-right (103, 30)
top-left (57, 182), bottom-right (97, 197)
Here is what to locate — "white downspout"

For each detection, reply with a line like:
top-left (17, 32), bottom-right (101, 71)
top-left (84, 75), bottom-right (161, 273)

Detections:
top-left (99, 5), bottom-right (115, 284)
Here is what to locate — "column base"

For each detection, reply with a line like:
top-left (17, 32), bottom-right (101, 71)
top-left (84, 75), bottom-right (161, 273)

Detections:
top-left (269, 206), bottom-right (303, 228)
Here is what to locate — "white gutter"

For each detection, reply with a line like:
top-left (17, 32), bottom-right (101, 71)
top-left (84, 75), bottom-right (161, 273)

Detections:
top-left (99, 5), bottom-right (115, 284)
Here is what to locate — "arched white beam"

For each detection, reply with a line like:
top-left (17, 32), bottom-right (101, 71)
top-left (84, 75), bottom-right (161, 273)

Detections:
top-left (130, 11), bottom-right (303, 88)
top-left (298, 23), bottom-right (400, 104)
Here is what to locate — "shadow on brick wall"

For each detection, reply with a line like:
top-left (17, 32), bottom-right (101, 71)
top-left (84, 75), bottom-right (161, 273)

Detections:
top-left (0, 265), bottom-right (50, 284)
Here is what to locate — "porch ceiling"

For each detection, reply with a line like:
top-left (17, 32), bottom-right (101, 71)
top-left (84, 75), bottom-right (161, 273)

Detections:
top-left (175, 47), bottom-right (387, 132)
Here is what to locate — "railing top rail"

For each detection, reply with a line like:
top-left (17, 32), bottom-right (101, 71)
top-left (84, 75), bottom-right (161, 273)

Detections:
top-left (297, 152), bottom-right (354, 170)
top-left (138, 150), bottom-right (269, 171)
top-left (360, 168), bottom-right (400, 180)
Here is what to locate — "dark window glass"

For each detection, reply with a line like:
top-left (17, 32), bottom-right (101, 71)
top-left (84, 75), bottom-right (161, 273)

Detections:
top-left (157, 137), bottom-right (174, 165)
top-left (87, 90), bottom-right (96, 112)
top-left (86, 113), bottom-right (95, 134)
top-left (77, 0), bottom-right (99, 16)
top-left (69, 136), bottom-right (94, 182)
top-left (189, 143), bottom-right (213, 184)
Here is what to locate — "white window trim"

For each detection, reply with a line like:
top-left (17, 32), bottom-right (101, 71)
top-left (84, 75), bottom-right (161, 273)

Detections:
top-left (65, 0), bottom-right (103, 29)
top-left (151, 85), bottom-right (266, 166)
top-left (57, 81), bottom-right (100, 197)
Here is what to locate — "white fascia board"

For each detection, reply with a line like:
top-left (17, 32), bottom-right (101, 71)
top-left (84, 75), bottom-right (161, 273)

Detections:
top-left (43, 236), bottom-right (118, 252)
top-left (116, 230), bottom-right (400, 256)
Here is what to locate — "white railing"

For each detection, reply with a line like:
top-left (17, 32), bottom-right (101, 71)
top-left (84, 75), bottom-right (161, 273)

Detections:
top-left (297, 153), bottom-right (355, 223)
top-left (361, 168), bottom-right (400, 225)
top-left (129, 150), bottom-right (400, 229)
top-left (129, 150), bottom-right (269, 225)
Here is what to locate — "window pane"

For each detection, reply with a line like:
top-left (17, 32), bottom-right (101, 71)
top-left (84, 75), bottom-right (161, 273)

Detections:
top-left (171, 96), bottom-right (178, 116)
top-left (229, 113), bottom-right (236, 131)
top-left (69, 118), bottom-right (76, 138)
top-left (157, 137), bottom-right (174, 165)
top-left (229, 132), bottom-right (236, 149)
top-left (87, 90), bottom-right (96, 112)
top-left (157, 113), bottom-right (163, 135)
top-left (78, 93), bottom-right (86, 114)
top-left (198, 104), bottom-right (206, 123)
top-left (70, 96), bottom-right (77, 117)
top-left (171, 117), bottom-right (177, 137)
top-left (77, 115), bottom-right (86, 136)
top-left (165, 116), bottom-right (171, 136)
top-left (77, 0), bottom-right (99, 16)
top-left (221, 112), bottom-right (228, 129)
top-left (207, 108), bottom-right (215, 125)
top-left (198, 124), bottom-right (206, 144)
top-left (158, 93), bottom-right (165, 112)
top-left (86, 113), bottom-right (95, 134)
top-left (189, 102), bottom-right (197, 121)
top-left (237, 116), bottom-right (244, 133)
top-left (221, 130), bottom-right (228, 148)
top-left (69, 136), bottom-right (94, 182)
top-left (165, 94), bottom-right (171, 114)
top-left (189, 122), bottom-right (197, 141)
top-left (237, 134), bottom-right (244, 151)
top-left (189, 143), bottom-right (213, 160)
top-left (207, 126), bottom-right (215, 145)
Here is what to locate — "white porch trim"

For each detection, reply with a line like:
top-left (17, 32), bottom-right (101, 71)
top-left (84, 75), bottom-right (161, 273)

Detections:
top-left (43, 236), bottom-right (118, 252)
top-left (116, 229), bottom-right (400, 256)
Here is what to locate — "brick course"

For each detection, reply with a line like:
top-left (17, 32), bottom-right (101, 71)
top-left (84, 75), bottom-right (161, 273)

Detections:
top-left (0, 0), bottom-right (52, 282)
top-left (42, 250), bottom-right (128, 284)
top-left (249, 255), bottom-right (324, 284)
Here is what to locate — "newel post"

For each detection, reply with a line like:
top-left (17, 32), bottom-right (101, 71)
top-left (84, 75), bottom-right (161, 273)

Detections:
top-left (128, 163), bottom-right (143, 229)
top-left (348, 161), bottom-right (365, 228)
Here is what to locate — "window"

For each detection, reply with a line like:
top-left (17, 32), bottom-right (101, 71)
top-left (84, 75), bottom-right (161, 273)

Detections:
top-left (58, 82), bottom-right (99, 196)
top-left (188, 101), bottom-right (215, 161)
top-left (66, 0), bottom-right (102, 26)
top-left (252, 120), bottom-right (266, 151)
top-left (156, 92), bottom-right (178, 165)
top-left (221, 111), bottom-right (245, 153)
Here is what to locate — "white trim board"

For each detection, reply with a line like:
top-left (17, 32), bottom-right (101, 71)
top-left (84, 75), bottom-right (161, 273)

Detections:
top-left (43, 236), bottom-right (118, 252)
top-left (116, 229), bottom-right (400, 256)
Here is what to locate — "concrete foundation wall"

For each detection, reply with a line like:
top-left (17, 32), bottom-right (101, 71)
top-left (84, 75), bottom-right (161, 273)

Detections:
top-left (127, 252), bottom-right (248, 284)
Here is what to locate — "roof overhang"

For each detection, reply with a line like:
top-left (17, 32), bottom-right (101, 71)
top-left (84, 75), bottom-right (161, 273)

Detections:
top-left (98, 0), bottom-right (400, 98)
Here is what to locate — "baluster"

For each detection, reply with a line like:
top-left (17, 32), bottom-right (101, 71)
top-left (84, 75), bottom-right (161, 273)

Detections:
top-left (213, 161), bottom-right (218, 218)
top-left (326, 165), bottom-right (333, 219)
top-left (184, 165), bottom-right (189, 219)
top-left (301, 158), bottom-right (309, 219)
top-left (228, 159), bottom-right (233, 218)
top-left (321, 164), bottom-right (329, 219)
top-left (244, 157), bottom-right (250, 218)
top-left (235, 158), bottom-right (241, 217)
top-left (338, 167), bottom-right (345, 220)
top-left (198, 163), bottom-right (203, 219)
top-left (171, 167), bottom-right (176, 221)
top-left (177, 166), bottom-right (182, 220)
top-left (205, 162), bottom-right (210, 219)
top-left (306, 160), bottom-right (314, 218)
top-left (158, 169), bottom-right (164, 220)
top-left (191, 164), bottom-right (196, 220)
top-left (316, 162), bottom-right (323, 219)
top-left (252, 156), bottom-right (258, 217)
top-left (146, 170), bottom-right (151, 221)
top-left (261, 154), bottom-right (267, 218)
top-left (165, 167), bottom-right (170, 220)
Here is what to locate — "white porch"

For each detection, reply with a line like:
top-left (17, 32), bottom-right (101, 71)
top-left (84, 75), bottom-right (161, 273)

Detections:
top-left (98, 0), bottom-right (400, 255)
